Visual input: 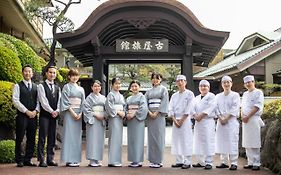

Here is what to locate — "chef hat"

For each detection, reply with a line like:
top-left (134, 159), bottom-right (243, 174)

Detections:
top-left (221, 75), bottom-right (232, 82)
top-left (243, 75), bottom-right (255, 83)
top-left (199, 79), bottom-right (210, 87)
top-left (176, 75), bottom-right (186, 81)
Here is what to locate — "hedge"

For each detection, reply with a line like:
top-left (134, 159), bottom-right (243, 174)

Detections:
top-left (0, 46), bottom-right (22, 83)
top-left (263, 99), bottom-right (281, 119)
top-left (0, 33), bottom-right (46, 73)
top-left (0, 140), bottom-right (15, 163)
top-left (0, 81), bottom-right (17, 130)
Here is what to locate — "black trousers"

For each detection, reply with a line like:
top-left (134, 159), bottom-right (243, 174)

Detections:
top-left (37, 115), bottom-right (57, 163)
top-left (15, 114), bottom-right (37, 163)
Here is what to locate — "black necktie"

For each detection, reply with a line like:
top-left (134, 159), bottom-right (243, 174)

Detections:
top-left (27, 83), bottom-right (31, 91)
top-left (49, 83), bottom-right (53, 93)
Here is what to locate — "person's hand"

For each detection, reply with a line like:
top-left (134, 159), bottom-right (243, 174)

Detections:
top-left (51, 111), bottom-right (59, 118)
top-left (95, 114), bottom-right (104, 121)
top-left (117, 111), bottom-right (126, 119)
top-left (126, 113), bottom-right (134, 120)
top-left (172, 117), bottom-right (180, 128)
top-left (25, 110), bottom-right (33, 118)
top-left (219, 117), bottom-right (228, 125)
top-left (242, 115), bottom-right (250, 123)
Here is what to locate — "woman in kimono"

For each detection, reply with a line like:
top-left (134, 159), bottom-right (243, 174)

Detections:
top-left (145, 72), bottom-right (169, 168)
top-left (215, 75), bottom-right (240, 171)
top-left (82, 80), bottom-right (106, 167)
top-left (192, 80), bottom-right (216, 170)
top-left (60, 69), bottom-right (85, 167)
top-left (125, 80), bottom-right (148, 168)
top-left (105, 77), bottom-right (126, 167)
top-left (241, 75), bottom-right (264, 171)
top-left (169, 75), bottom-right (195, 169)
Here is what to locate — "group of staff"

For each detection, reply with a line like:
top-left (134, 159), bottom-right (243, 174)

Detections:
top-left (12, 65), bottom-right (264, 171)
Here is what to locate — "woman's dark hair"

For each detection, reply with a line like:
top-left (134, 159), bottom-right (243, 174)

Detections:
top-left (111, 77), bottom-right (121, 85)
top-left (151, 72), bottom-right (163, 80)
top-left (91, 80), bottom-right (101, 87)
top-left (68, 68), bottom-right (79, 77)
top-left (128, 80), bottom-right (141, 90)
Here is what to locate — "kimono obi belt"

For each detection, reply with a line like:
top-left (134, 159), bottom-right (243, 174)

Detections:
top-left (69, 97), bottom-right (81, 109)
top-left (128, 105), bottom-right (139, 115)
top-left (114, 104), bottom-right (124, 111)
top-left (148, 98), bottom-right (161, 109)
top-left (92, 105), bottom-right (104, 116)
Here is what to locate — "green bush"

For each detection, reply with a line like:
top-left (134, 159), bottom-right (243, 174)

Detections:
top-left (0, 46), bottom-right (22, 83)
top-left (0, 81), bottom-right (17, 130)
top-left (57, 67), bottom-right (69, 84)
top-left (263, 99), bottom-right (281, 119)
top-left (0, 140), bottom-right (15, 163)
top-left (0, 33), bottom-right (46, 73)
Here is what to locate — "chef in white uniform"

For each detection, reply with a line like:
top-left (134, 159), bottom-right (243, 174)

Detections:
top-left (215, 75), bottom-right (240, 171)
top-left (169, 75), bottom-right (195, 169)
top-left (241, 75), bottom-right (264, 171)
top-left (192, 80), bottom-right (216, 170)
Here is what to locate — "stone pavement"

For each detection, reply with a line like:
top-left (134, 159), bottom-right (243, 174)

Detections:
top-left (0, 127), bottom-right (275, 175)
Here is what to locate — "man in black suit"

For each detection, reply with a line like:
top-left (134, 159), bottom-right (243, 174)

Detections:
top-left (12, 64), bottom-right (39, 167)
top-left (37, 66), bottom-right (61, 167)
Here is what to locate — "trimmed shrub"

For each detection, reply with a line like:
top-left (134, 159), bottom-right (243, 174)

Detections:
top-left (0, 81), bottom-right (17, 130)
top-left (0, 140), bottom-right (15, 163)
top-left (263, 99), bottom-right (281, 119)
top-left (0, 46), bottom-right (22, 83)
top-left (0, 33), bottom-right (46, 73)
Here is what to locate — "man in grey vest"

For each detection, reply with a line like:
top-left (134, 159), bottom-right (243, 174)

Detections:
top-left (12, 64), bottom-right (39, 167)
top-left (37, 65), bottom-right (61, 167)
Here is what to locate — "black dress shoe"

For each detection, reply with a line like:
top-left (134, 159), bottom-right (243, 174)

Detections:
top-left (23, 161), bottom-right (37, 167)
top-left (243, 165), bottom-right (253, 169)
top-left (17, 162), bottom-right (24, 167)
top-left (229, 164), bottom-right (237, 170)
top-left (204, 164), bottom-right (212, 170)
top-left (181, 164), bottom-right (191, 169)
top-left (216, 163), bottom-right (229, 168)
top-left (252, 166), bottom-right (260, 171)
top-left (47, 161), bottom-right (58, 166)
top-left (39, 161), bottom-right (48, 167)
top-left (192, 163), bottom-right (205, 168)
top-left (171, 163), bottom-right (183, 168)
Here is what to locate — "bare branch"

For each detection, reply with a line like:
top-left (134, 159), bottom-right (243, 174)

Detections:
top-left (54, 0), bottom-right (67, 6)
top-left (70, 0), bottom-right (82, 5)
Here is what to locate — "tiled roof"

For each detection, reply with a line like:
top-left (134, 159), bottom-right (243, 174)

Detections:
top-left (194, 31), bottom-right (281, 79)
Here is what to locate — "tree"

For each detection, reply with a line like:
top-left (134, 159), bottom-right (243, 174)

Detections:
top-left (25, 0), bottom-right (82, 74)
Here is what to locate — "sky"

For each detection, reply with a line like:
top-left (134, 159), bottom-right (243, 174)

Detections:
top-left (43, 0), bottom-right (281, 49)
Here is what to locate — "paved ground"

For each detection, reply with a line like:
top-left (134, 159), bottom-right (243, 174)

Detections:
top-left (0, 127), bottom-right (275, 175)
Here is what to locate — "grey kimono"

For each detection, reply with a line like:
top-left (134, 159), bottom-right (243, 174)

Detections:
top-left (145, 84), bottom-right (169, 164)
top-left (60, 83), bottom-right (85, 163)
top-left (82, 93), bottom-right (106, 161)
top-left (125, 92), bottom-right (148, 163)
top-left (105, 90), bottom-right (125, 165)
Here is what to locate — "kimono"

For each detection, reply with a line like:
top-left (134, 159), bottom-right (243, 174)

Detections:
top-left (145, 84), bottom-right (169, 164)
top-left (125, 92), bottom-right (148, 163)
top-left (105, 90), bottom-right (126, 165)
top-left (169, 89), bottom-right (195, 157)
top-left (83, 93), bottom-right (107, 161)
top-left (241, 89), bottom-right (264, 148)
top-left (215, 91), bottom-right (240, 155)
top-left (60, 83), bottom-right (85, 163)
top-left (193, 92), bottom-right (216, 156)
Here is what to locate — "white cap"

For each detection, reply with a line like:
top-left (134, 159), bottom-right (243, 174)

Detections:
top-left (199, 79), bottom-right (210, 87)
top-left (221, 75), bottom-right (232, 82)
top-left (176, 75), bottom-right (186, 81)
top-left (243, 75), bottom-right (255, 83)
